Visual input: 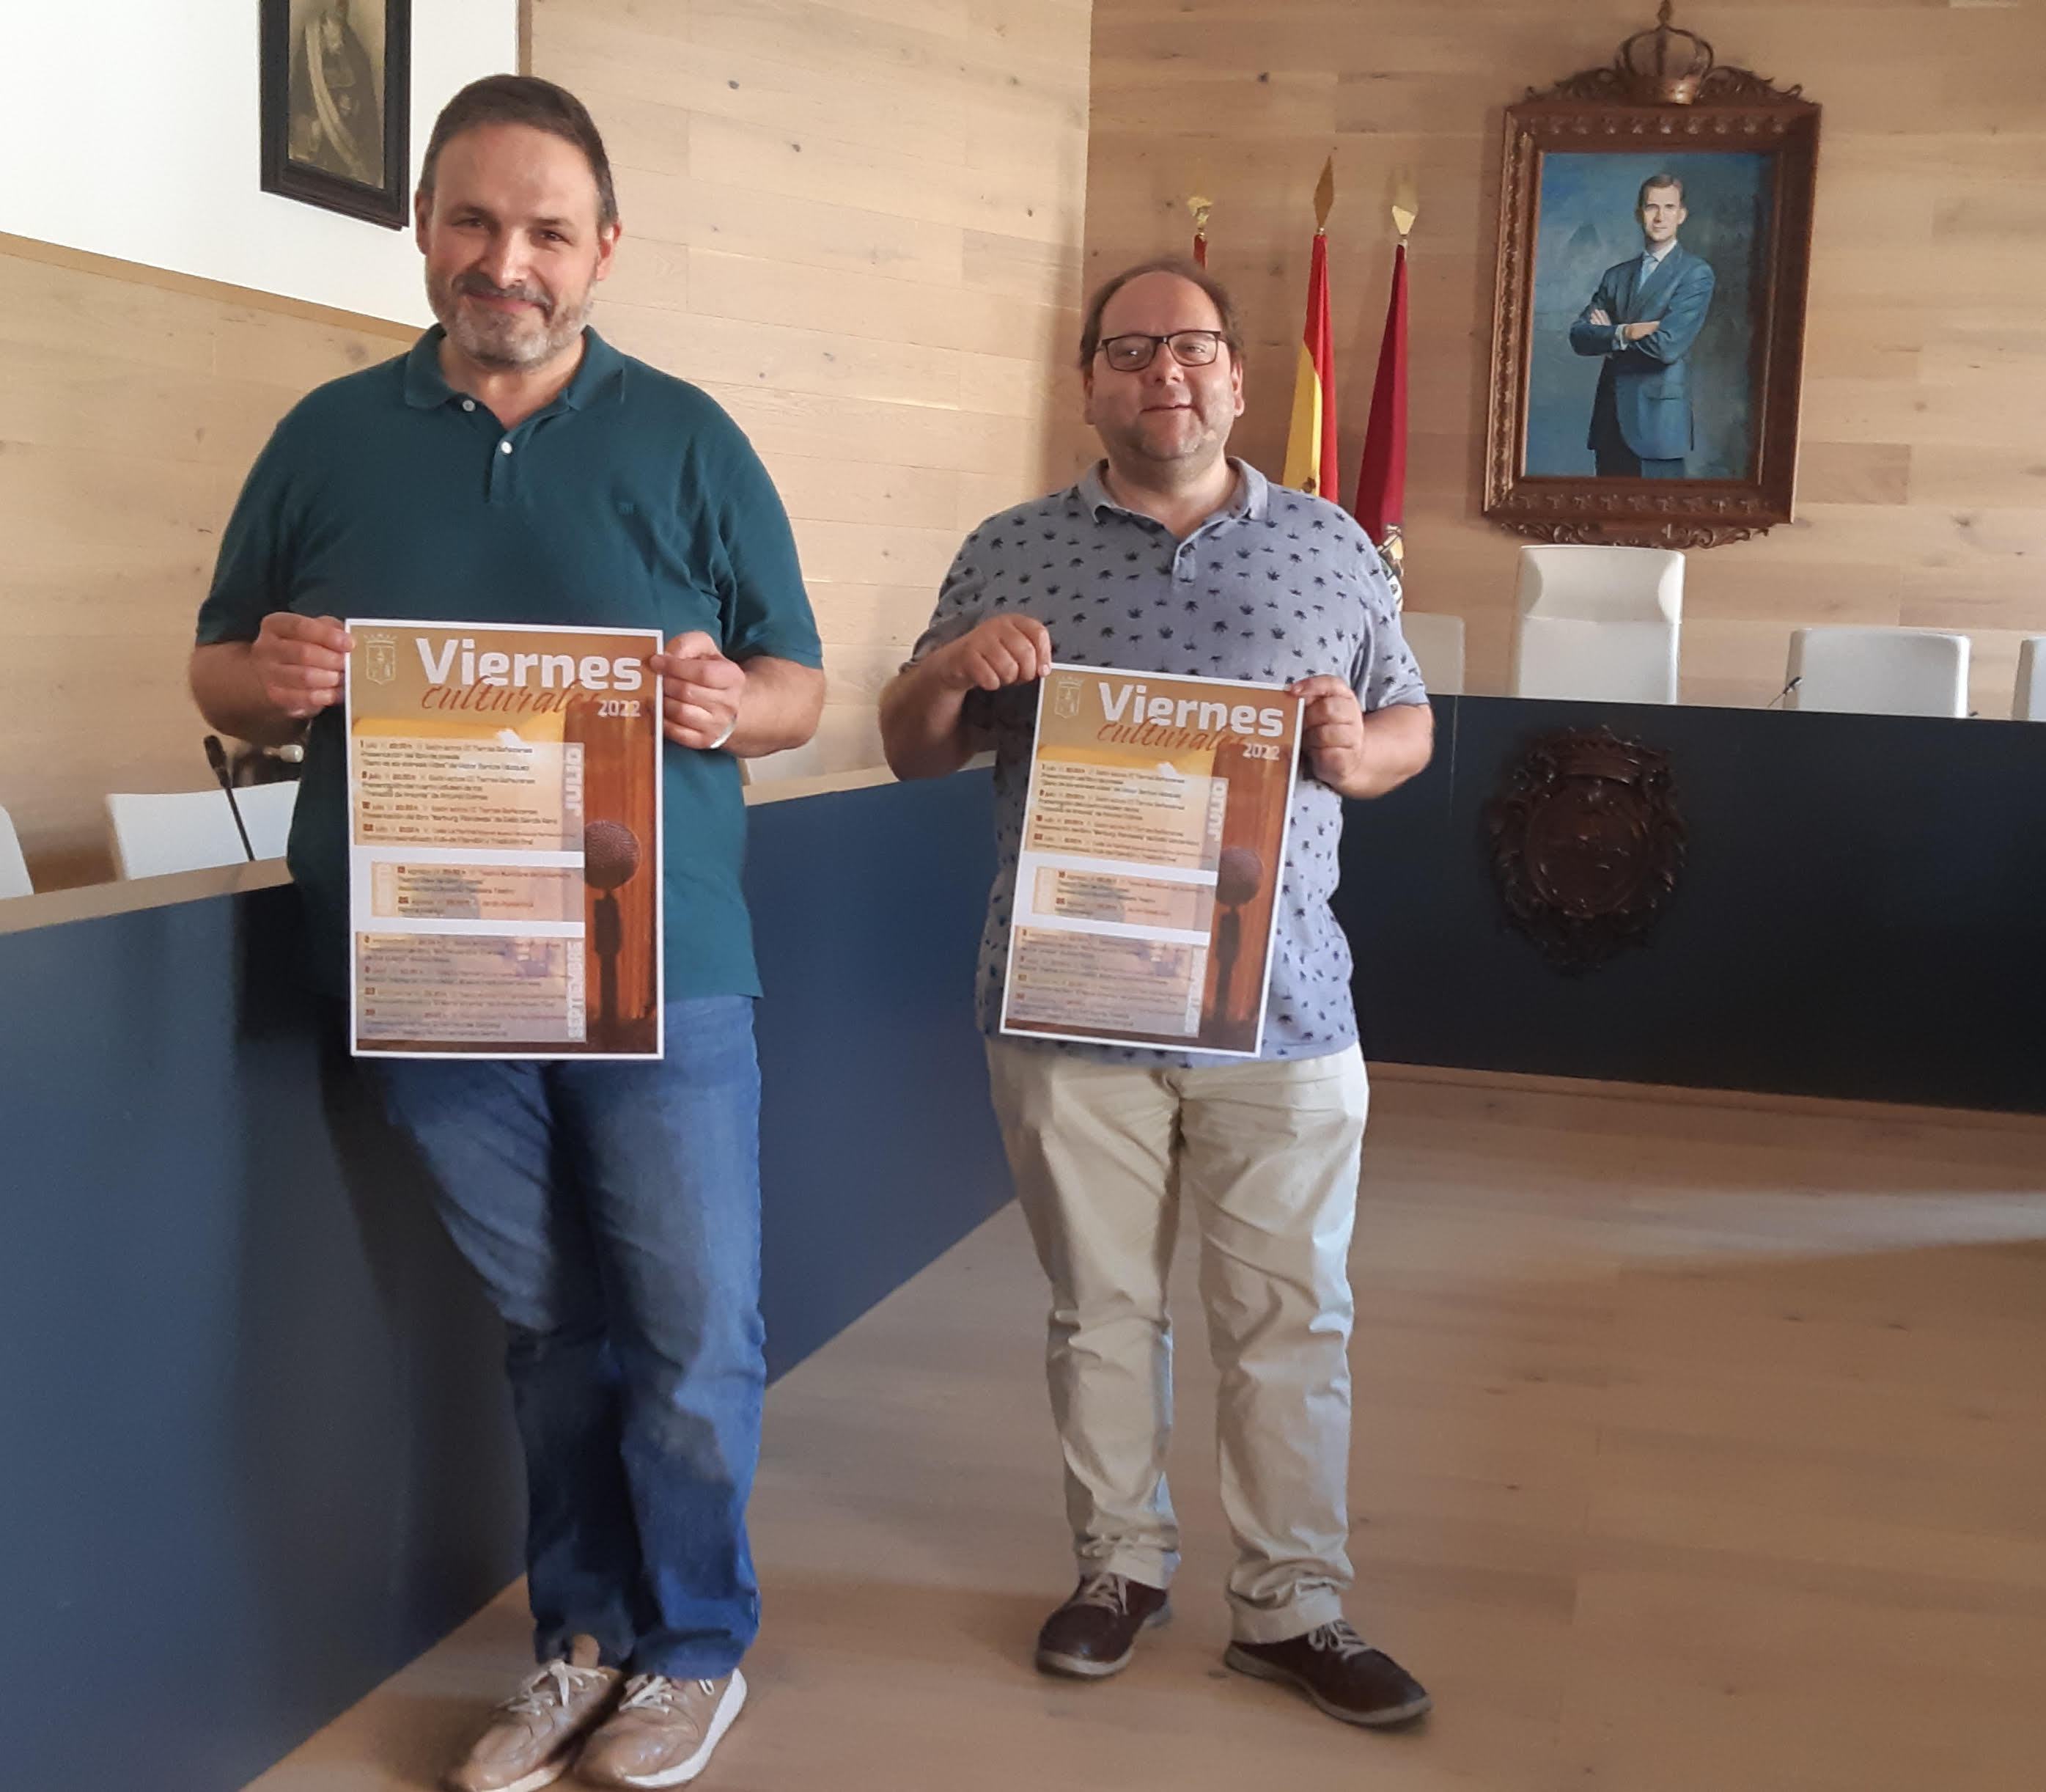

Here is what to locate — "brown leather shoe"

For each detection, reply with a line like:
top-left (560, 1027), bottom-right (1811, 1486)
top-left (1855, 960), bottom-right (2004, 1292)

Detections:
top-left (1034, 1572), bottom-right (1171, 1678)
top-left (1224, 1620), bottom-right (1432, 1727)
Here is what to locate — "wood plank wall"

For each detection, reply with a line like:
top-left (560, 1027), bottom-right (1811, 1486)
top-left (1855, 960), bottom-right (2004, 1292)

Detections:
top-left (530, 0), bottom-right (1094, 774)
top-left (0, 236), bottom-right (415, 888)
top-left (0, 0), bottom-right (1092, 887)
top-left (1084, 0), bottom-right (2046, 712)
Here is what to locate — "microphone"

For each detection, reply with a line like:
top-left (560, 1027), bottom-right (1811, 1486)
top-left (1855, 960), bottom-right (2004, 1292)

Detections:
top-left (1210, 845), bottom-right (1265, 1038)
top-left (583, 820), bottom-right (644, 1041)
top-left (1215, 845), bottom-right (1264, 910)
top-left (583, 819), bottom-right (641, 893)
top-left (203, 735), bottom-right (256, 862)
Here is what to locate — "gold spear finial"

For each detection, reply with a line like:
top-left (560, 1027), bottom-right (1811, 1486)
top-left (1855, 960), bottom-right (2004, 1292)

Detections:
top-left (1187, 194), bottom-right (1212, 232)
top-left (1391, 169), bottom-right (1418, 243)
top-left (1311, 155), bottom-right (1336, 232)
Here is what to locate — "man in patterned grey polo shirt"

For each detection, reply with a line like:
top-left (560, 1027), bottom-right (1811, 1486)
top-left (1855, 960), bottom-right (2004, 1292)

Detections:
top-left (879, 259), bottom-right (1434, 1730)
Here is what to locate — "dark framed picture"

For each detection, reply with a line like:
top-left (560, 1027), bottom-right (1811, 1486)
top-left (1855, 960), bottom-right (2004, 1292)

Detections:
top-left (261, 0), bottom-right (411, 229)
top-left (1483, 42), bottom-right (1819, 548)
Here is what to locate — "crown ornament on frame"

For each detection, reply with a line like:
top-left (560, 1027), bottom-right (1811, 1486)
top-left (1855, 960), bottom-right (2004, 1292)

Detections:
top-left (1531, 2), bottom-right (1803, 109)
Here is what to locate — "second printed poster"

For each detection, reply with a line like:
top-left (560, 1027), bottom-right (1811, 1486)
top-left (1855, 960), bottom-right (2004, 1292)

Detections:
top-left (1001, 664), bottom-right (1298, 1056)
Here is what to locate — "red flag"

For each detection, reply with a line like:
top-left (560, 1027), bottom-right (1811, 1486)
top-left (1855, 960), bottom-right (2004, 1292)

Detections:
top-left (1193, 228), bottom-right (1207, 268)
top-left (1353, 243), bottom-right (1408, 548)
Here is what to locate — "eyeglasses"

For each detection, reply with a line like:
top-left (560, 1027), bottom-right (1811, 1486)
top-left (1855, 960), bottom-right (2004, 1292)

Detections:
top-left (1097, 330), bottom-right (1226, 372)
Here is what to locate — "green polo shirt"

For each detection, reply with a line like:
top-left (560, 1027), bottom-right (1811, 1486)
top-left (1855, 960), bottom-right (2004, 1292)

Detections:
top-left (196, 326), bottom-right (823, 1001)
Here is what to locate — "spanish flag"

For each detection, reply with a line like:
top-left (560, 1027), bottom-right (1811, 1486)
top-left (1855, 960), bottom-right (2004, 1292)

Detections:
top-left (1282, 157), bottom-right (1338, 499)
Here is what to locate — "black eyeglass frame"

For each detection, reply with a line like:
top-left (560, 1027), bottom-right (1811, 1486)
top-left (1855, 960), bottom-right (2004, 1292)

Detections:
top-left (1094, 330), bottom-right (1228, 372)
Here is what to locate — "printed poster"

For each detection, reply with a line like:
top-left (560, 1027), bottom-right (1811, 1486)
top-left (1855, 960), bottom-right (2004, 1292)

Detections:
top-left (1001, 664), bottom-right (1299, 1056)
top-left (345, 619), bottom-right (663, 1058)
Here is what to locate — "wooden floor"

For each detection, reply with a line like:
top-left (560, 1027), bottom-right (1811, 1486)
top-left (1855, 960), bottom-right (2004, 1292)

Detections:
top-left (244, 1069), bottom-right (2046, 1792)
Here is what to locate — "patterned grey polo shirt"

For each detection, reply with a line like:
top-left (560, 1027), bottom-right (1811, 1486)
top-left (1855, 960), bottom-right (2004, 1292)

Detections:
top-left (909, 458), bottom-right (1428, 1067)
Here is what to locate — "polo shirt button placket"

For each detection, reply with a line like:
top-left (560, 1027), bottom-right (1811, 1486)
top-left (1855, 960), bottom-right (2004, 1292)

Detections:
top-left (489, 435), bottom-right (515, 504)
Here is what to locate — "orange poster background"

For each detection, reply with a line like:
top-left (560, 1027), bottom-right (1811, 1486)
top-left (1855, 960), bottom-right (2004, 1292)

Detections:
top-left (1002, 664), bottom-right (1299, 1055)
top-left (347, 620), bottom-right (662, 1057)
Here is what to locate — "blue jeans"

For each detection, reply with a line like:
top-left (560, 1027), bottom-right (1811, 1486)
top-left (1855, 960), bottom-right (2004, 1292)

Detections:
top-left (377, 996), bottom-right (764, 1678)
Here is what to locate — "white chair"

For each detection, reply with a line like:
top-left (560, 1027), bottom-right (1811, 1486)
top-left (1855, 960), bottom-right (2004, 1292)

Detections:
top-left (2013, 638), bottom-right (2046, 721)
top-left (1398, 611), bottom-right (1465, 696)
top-left (1784, 627), bottom-right (1969, 719)
top-left (0, 804), bottom-right (32, 899)
top-left (1508, 545), bottom-right (1684, 705)
top-left (105, 782), bottom-right (298, 880)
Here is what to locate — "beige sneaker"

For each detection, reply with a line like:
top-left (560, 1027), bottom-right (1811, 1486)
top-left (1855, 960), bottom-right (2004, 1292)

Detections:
top-left (574, 1670), bottom-right (748, 1788)
top-left (442, 1637), bottom-right (622, 1792)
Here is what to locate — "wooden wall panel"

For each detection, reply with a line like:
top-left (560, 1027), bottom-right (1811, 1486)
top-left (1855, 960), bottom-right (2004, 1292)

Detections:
top-left (0, 0), bottom-right (1090, 886)
top-left (1085, 0), bottom-right (2046, 715)
top-left (0, 238), bottom-right (414, 889)
top-left (530, 0), bottom-right (1092, 777)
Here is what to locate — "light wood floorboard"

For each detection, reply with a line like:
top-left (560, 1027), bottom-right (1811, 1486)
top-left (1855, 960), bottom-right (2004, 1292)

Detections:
top-left (243, 1071), bottom-right (2046, 1791)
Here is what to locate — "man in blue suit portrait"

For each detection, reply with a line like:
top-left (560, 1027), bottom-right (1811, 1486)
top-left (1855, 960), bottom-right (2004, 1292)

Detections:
top-left (1569, 173), bottom-right (1715, 477)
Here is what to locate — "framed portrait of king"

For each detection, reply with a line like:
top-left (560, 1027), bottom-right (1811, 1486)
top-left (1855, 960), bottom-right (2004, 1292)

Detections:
top-left (260, 0), bottom-right (411, 229)
top-left (1483, 34), bottom-right (1820, 548)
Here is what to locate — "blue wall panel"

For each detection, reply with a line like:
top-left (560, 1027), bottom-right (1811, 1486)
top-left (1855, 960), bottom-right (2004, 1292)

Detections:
top-left (0, 772), bottom-right (1008, 1792)
top-left (1336, 697), bottom-right (2046, 1112)
top-left (747, 771), bottom-right (1007, 1377)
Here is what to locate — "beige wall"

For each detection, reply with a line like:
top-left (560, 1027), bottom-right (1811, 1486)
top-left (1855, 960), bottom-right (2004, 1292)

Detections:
top-left (531, 0), bottom-right (1093, 773)
top-left (1086, 0), bottom-right (2046, 712)
top-left (0, 0), bottom-right (1092, 888)
top-left (0, 237), bottom-right (415, 889)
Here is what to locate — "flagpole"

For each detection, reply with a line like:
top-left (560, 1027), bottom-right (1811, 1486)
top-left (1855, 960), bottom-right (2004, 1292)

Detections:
top-left (1188, 194), bottom-right (1212, 267)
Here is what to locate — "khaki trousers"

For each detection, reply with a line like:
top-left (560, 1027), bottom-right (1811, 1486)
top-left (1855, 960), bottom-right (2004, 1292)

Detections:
top-left (985, 1039), bottom-right (1368, 1643)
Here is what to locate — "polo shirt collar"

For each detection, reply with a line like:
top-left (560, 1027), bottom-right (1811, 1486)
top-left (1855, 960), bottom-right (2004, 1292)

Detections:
top-left (401, 324), bottom-right (627, 412)
top-left (1076, 457), bottom-right (1269, 526)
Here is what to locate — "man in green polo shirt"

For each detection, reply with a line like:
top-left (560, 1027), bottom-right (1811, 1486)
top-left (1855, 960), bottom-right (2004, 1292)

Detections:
top-left (190, 77), bottom-right (823, 1792)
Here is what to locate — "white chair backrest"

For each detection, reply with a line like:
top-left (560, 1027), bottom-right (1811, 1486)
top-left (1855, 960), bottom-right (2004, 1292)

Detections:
top-left (1397, 611), bottom-right (1465, 697)
top-left (2014, 638), bottom-right (2046, 721)
top-left (1513, 618), bottom-right (1682, 705)
top-left (1784, 627), bottom-right (1969, 719)
top-left (1509, 546), bottom-right (1683, 705)
top-left (0, 804), bottom-right (32, 900)
top-left (106, 782), bottom-right (298, 880)
top-left (1515, 545), bottom-right (1684, 624)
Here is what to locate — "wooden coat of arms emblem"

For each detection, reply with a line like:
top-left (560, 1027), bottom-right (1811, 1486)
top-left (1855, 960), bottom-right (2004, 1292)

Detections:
top-left (1486, 726), bottom-right (1685, 971)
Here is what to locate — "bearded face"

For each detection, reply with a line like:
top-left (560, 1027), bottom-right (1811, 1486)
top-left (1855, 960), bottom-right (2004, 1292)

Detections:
top-left (427, 261), bottom-right (595, 372)
top-left (416, 122), bottom-right (617, 375)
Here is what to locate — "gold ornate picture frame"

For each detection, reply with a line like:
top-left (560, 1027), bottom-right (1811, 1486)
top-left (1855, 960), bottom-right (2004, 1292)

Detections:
top-left (1483, 10), bottom-right (1820, 548)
